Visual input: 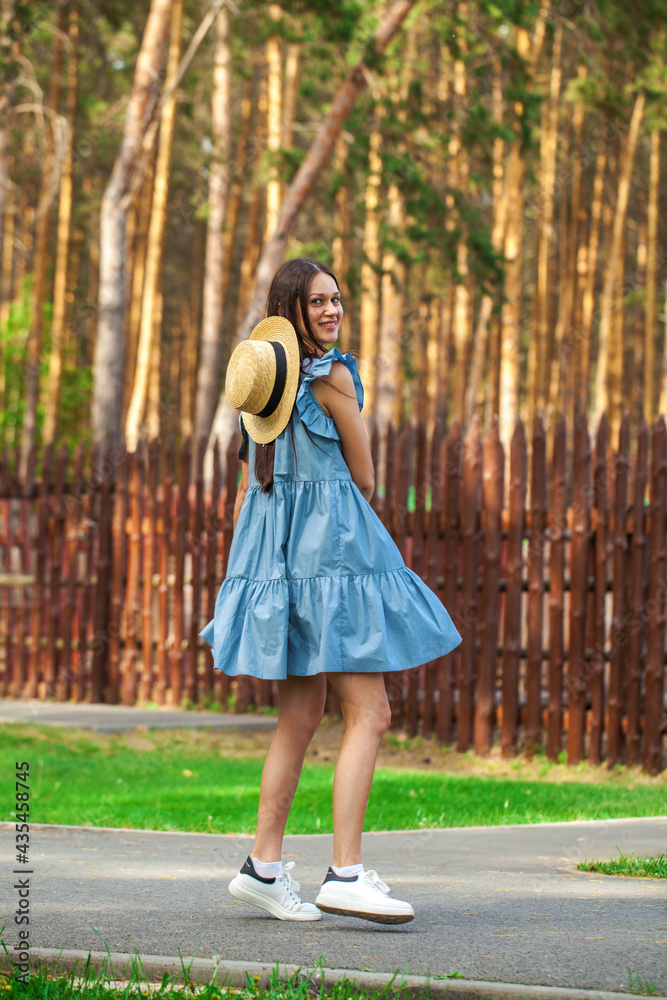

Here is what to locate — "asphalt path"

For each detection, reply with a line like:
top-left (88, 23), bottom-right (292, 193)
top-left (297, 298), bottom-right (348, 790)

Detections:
top-left (1, 818), bottom-right (665, 995)
top-left (0, 699), bottom-right (278, 732)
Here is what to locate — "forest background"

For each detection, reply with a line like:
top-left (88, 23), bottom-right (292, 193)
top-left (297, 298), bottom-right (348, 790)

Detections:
top-left (2, 0), bottom-right (667, 481)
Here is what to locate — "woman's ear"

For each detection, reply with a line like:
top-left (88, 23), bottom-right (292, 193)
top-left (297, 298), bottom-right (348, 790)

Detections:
top-left (277, 302), bottom-right (282, 316)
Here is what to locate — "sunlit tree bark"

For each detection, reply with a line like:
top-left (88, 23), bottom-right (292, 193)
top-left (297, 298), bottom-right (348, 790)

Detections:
top-left (332, 134), bottom-right (351, 352)
top-left (549, 63), bottom-right (586, 422)
top-left (125, 0), bottom-right (184, 450)
top-left (645, 128), bottom-right (660, 422)
top-left (193, 2), bottom-right (231, 447)
top-left (264, 3), bottom-right (282, 242)
top-left (43, 8), bottom-right (79, 445)
top-left (359, 117), bottom-right (383, 417)
top-left (593, 90), bottom-right (645, 423)
top-left (21, 10), bottom-right (65, 470)
top-left (92, 0), bottom-right (172, 449)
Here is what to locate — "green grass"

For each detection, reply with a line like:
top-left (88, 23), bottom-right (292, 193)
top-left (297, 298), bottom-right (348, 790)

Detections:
top-left (627, 968), bottom-right (661, 996)
top-left (1, 724), bottom-right (664, 834)
top-left (0, 952), bottom-right (458, 1000)
top-left (578, 850), bottom-right (667, 879)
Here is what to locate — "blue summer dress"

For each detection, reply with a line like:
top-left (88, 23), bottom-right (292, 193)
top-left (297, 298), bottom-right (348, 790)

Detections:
top-left (198, 348), bottom-right (462, 678)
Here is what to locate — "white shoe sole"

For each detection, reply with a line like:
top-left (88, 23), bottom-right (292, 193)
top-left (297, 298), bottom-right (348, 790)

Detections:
top-left (315, 893), bottom-right (414, 925)
top-left (229, 876), bottom-right (322, 921)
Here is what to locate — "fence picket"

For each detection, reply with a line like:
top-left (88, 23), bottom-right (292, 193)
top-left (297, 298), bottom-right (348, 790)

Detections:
top-left (423, 418), bottom-right (443, 736)
top-left (501, 418), bottom-right (526, 757)
top-left (526, 417), bottom-right (546, 754)
top-left (644, 418), bottom-right (667, 775)
top-left (458, 416), bottom-right (481, 752)
top-left (547, 416), bottom-right (566, 759)
top-left (172, 438), bottom-right (191, 705)
top-left (590, 415), bottom-right (609, 764)
top-left (567, 414), bottom-right (591, 763)
top-left (475, 419), bottom-right (503, 755)
top-left (91, 443), bottom-right (113, 703)
top-left (626, 418), bottom-right (648, 764)
top-left (608, 415), bottom-right (630, 765)
top-left (437, 420), bottom-right (461, 742)
top-left (48, 443), bottom-right (68, 700)
top-left (107, 445), bottom-right (128, 705)
top-left (140, 440), bottom-right (158, 703)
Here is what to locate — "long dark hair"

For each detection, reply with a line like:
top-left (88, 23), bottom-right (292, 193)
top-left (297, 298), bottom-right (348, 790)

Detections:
top-left (254, 258), bottom-right (348, 493)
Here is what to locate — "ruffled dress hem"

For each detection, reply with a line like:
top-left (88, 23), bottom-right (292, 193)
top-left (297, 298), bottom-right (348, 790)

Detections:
top-left (198, 563), bottom-right (461, 679)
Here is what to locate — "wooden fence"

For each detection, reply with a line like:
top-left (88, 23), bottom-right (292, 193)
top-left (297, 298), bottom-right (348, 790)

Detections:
top-left (0, 411), bottom-right (665, 773)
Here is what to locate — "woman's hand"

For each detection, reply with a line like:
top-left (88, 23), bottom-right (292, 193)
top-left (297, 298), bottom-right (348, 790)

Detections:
top-left (312, 363), bottom-right (374, 502)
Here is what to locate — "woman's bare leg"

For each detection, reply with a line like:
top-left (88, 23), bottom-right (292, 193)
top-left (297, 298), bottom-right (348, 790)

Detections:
top-left (326, 672), bottom-right (391, 868)
top-left (251, 673), bottom-right (326, 862)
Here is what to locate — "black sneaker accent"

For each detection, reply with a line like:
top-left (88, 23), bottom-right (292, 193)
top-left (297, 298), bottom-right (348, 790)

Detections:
top-left (322, 866), bottom-right (360, 885)
top-left (240, 856), bottom-right (277, 884)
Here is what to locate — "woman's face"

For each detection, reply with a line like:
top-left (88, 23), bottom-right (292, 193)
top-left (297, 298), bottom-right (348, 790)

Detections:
top-left (301, 272), bottom-right (343, 354)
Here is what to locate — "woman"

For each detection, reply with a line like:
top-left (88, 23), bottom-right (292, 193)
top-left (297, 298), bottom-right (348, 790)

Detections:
top-left (199, 257), bottom-right (461, 924)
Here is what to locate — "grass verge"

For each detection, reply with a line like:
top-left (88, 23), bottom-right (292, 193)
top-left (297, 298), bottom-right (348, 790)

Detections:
top-left (0, 950), bottom-right (485, 1000)
top-left (578, 850), bottom-right (667, 879)
top-left (1, 722), bottom-right (664, 834)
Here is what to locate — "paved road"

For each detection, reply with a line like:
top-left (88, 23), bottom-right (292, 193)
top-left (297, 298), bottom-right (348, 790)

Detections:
top-left (0, 699), bottom-right (277, 732)
top-left (1, 818), bottom-right (665, 995)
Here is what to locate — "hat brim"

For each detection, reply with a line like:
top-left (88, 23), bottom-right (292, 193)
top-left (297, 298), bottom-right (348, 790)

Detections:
top-left (238, 316), bottom-right (301, 445)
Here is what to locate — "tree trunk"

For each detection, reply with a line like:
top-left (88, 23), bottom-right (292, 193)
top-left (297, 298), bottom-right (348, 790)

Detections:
top-left (20, 10), bottom-right (65, 472)
top-left (264, 4), bottom-right (282, 243)
top-left (123, 151), bottom-right (156, 426)
top-left (206, 0), bottom-right (417, 472)
top-left (449, 18), bottom-right (471, 425)
top-left (437, 285), bottom-right (453, 425)
top-left (548, 64), bottom-right (587, 426)
top-left (124, 0), bottom-right (183, 449)
top-left (92, 0), bottom-right (172, 450)
top-left (499, 149), bottom-right (525, 451)
top-left (609, 214), bottom-right (625, 441)
top-left (660, 276), bottom-right (667, 417)
top-left (412, 298), bottom-right (428, 423)
top-left (192, 2), bottom-right (231, 448)
top-left (84, 174), bottom-right (101, 362)
top-left (534, 22), bottom-right (562, 416)
top-left (593, 91), bottom-right (645, 422)
top-left (376, 181), bottom-right (406, 481)
top-left (235, 66), bottom-right (267, 336)
top-left (359, 119), bottom-right (383, 418)
top-left (0, 160), bottom-right (13, 412)
top-left (645, 128), bottom-right (660, 423)
top-left (0, 0), bottom-right (18, 323)
top-left (479, 6), bottom-right (550, 447)
top-left (467, 57), bottom-right (503, 428)
top-left (331, 134), bottom-right (351, 352)
top-left (374, 29), bottom-right (412, 430)
top-left (181, 217), bottom-right (205, 438)
top-left (282, 41), bottom-right (302, 149)
top-left (43, 8), bottom-right (79, 445)
top-left (221, 72), bottom-right (253, 308)
top-left (630, 214), bottom-right (647, 423)
top-left (549, 63), bottom-right (585, 423)
top-left (578, 144), bottom-right (606, 421)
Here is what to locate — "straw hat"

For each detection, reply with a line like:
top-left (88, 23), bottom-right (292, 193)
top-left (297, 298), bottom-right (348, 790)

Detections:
top-left (225, 316), bottom-right (301, 444)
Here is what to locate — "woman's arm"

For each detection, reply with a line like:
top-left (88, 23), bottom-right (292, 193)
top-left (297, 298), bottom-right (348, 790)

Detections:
top-left (312, 363), bottom-right (375, 501)
top-left (232, 457), bottom-right (249, 531)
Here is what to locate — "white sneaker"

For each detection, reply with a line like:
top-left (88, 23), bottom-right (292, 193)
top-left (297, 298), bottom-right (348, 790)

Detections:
top-left (228, 857), bottom-right (321, 921)
top-left (315, 867), bottom-right (415, 924)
